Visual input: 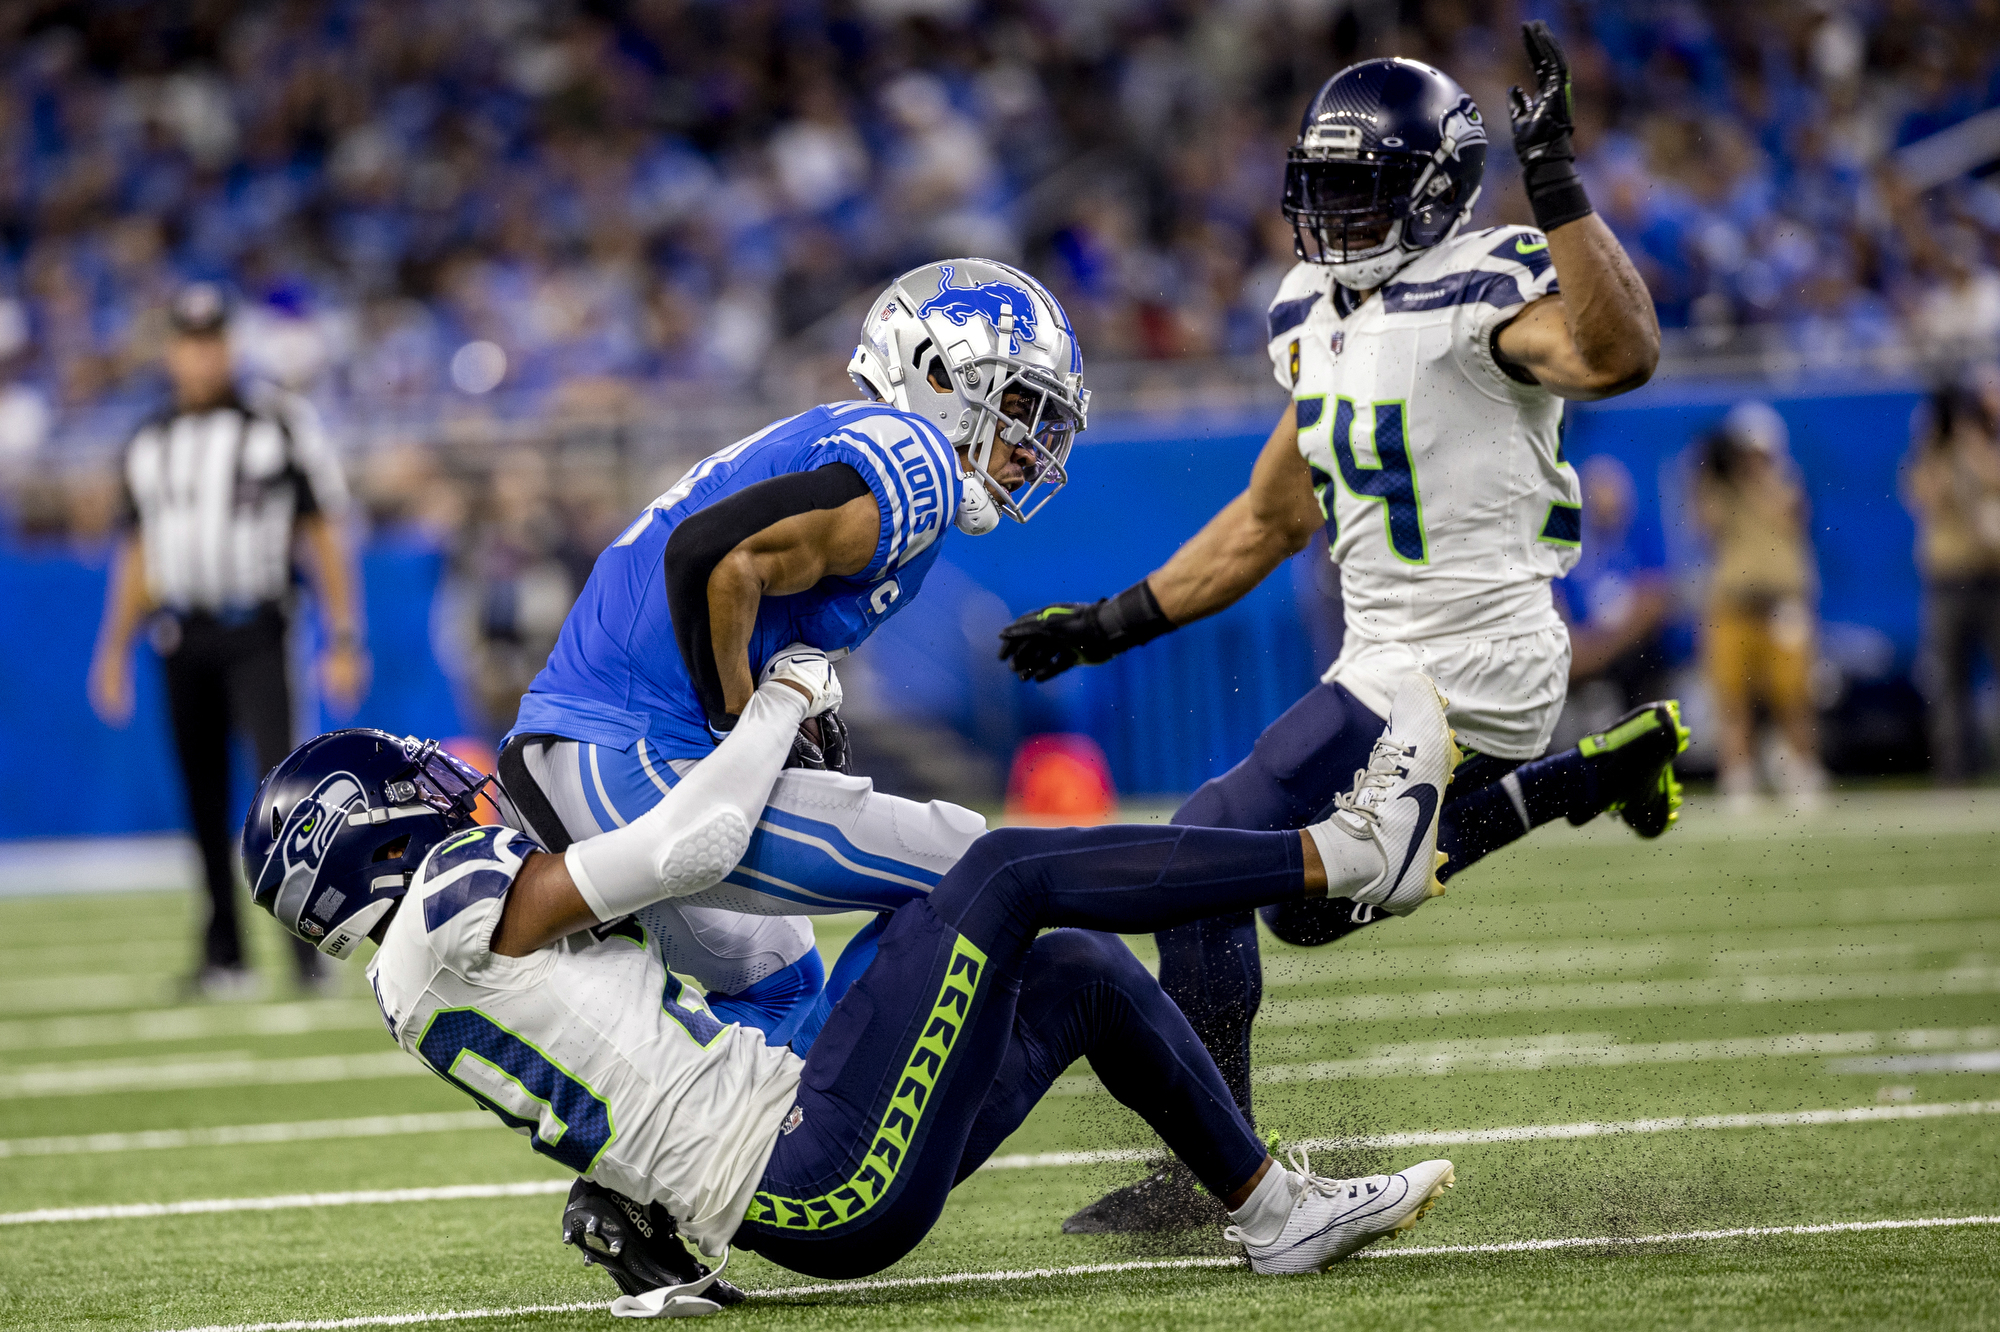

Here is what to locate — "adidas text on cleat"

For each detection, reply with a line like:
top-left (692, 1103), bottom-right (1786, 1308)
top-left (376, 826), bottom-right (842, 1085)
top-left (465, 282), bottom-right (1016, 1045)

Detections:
top-left (1225, 1151), bottom-right (1456, 1274)
top-left (1574, 699), bottom-right (1690, 839)
top-left (560, 1178), bottom-right (746, 1307)
top-left (1308, 672), bottom-right (1459, 915)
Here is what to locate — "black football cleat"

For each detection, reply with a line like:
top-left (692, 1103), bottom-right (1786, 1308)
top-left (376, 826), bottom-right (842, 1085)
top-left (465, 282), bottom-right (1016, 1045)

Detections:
top-left (560, 1178), bottom-right (746, 1306)
top-left (1573, 700), bottom-right (1690, 838)
top-left (1061, 1158), bottom-right (1227, 1234)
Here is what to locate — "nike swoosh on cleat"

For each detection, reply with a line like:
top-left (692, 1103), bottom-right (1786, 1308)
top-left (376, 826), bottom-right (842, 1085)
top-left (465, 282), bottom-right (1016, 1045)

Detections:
top-left (1515, 237), bottom-right (1549, 253)
top-left (1393, 784), bottom-right (1440, 889)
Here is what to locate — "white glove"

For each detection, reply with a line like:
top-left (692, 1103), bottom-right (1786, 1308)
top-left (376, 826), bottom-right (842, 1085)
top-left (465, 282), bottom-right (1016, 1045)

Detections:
top-left (759, 643), bottom-right (842, 717)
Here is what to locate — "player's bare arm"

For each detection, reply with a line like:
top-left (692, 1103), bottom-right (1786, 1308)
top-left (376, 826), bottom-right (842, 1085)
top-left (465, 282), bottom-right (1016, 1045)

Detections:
top-left (1493, 222), bottom-right (1658, 399)
top-left (1491, 21), bottom-right (1659, 401)
top-left (705, 498), bottom-right (878, 715)
top-left (1145, 408), bottom-right (1323, 624)
top-left (997, 406), bottom-right (1321, 681)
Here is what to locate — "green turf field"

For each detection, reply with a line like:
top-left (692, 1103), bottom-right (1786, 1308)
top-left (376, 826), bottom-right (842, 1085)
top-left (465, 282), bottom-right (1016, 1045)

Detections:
top-left (2, 791), bottom-right (1997, 1331)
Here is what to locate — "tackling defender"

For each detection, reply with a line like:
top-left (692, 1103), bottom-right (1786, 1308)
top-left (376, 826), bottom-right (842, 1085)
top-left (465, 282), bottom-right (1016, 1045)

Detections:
top-left (997, 29), bottom-right (1684, 1232)
top-left (245, 660), bottom-right (1463, 1308)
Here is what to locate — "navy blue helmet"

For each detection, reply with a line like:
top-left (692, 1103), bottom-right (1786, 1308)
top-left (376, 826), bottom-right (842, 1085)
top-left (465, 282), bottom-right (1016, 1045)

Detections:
top-left (1283, 58), bottom-right (1488, 287)
top-left (242, 729), bottom-right (494, 958)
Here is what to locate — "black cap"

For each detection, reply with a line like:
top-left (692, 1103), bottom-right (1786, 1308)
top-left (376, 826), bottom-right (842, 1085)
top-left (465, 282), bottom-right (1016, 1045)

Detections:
top-left (168, 283), bottom-right (230, 336)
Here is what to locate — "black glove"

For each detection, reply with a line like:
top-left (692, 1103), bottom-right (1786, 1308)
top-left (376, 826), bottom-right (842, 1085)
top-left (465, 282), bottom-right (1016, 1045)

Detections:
top-left (784, 710), bottom-right (851, 774)
top-left (1508, 20), bottom-right (1593, 233)
top-left (997, 581), bottom-right (1175, 682)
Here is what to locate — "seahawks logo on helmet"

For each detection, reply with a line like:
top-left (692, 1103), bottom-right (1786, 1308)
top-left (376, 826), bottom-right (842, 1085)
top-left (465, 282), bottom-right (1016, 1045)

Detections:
top-left (265, 771), bottom-right (364, 936)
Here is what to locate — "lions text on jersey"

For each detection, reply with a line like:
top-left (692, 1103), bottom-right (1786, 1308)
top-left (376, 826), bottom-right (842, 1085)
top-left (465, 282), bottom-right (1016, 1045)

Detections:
top-left (1268, 225), bottom-right (1579, 757)
top-left (366, 824), bottom-right (803, 1255)
top-left (514, 401), bottom-right (962, 762)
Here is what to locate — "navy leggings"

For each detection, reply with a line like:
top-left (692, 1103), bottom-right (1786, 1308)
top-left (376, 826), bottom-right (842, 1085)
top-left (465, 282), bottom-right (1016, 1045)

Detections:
top-left (1159, 680), bottom-right (1600, 1119)
top-left (732, 823), bottom-right (1301, 1279)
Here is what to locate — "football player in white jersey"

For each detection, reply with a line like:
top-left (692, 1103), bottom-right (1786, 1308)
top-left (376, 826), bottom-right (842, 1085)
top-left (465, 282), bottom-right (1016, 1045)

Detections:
top-left (998, 27), bottom-right (1686, 1233)
top-left (244, 652), bottom-right (1470, 1306)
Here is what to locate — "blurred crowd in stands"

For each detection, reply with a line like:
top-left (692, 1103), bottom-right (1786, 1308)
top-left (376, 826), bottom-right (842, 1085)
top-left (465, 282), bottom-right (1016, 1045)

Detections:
top-left (5, 0), bottom-right (2000, 467)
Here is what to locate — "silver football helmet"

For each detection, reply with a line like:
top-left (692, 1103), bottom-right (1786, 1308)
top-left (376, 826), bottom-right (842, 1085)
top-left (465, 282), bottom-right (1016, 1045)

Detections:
top-left (849, 258), bottom-right (1088, 532)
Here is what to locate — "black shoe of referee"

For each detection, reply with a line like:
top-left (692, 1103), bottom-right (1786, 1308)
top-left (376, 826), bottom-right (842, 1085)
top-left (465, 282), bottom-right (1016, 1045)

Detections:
top-left (561, 1178), bottom-right (747, 1306)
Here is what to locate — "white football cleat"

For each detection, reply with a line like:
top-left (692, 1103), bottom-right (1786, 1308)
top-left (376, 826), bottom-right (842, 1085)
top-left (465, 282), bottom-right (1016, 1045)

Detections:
top-left (759, 643), bottom-right (843, 716)
top-left (1308, 672), bottom-right (1458, 915)
top-left (1225, 1151), bottom-right (1456, 1274)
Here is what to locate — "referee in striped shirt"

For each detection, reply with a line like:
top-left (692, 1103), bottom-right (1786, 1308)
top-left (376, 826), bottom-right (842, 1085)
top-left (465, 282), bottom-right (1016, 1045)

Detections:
top-left (88, 284), bottom-right (367, 997)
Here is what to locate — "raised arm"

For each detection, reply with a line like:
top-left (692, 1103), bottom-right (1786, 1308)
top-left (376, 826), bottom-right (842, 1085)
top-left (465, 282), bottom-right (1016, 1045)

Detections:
top-left (998, 406), bottom-right (1321, 682)
top-left (663, 464), bottom-right (880, 729)
top-left (1491, 22), bottom-right (1659, 401)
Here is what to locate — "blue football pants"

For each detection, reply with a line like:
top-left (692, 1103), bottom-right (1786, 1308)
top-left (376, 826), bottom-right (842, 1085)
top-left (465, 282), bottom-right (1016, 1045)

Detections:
top-left (1159, 680), bottom-right (1603, 1119)
top-left (733, 822), bottom-right (1304, 1279)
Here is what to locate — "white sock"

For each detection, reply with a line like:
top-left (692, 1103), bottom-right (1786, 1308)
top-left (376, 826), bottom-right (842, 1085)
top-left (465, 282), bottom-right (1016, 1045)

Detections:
top-left (1225, 1164), bottom-right (1299, 1247)
top-left (564, 685), bottom-right (806, 921)
top-left (1305, 818), bottom-right (1383, 898)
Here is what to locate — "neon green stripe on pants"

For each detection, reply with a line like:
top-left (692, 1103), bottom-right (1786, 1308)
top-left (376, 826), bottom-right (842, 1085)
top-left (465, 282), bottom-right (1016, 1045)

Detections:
top-left (745, 933), bottom-right (988, 1232)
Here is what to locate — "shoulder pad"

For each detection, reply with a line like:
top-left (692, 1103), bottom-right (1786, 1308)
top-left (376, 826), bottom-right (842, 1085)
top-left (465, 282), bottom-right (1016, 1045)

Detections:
top-left (1481, 227), bottom-right (1554, 279)
top-left (1266, 263), bottom-right (1328, 341)
top-left (414, 825), bottom-right (540, 935)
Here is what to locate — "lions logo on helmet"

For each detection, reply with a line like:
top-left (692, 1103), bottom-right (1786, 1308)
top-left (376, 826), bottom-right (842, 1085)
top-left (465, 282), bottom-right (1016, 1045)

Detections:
top-left (1284, 58), bottom-right (1489, 289)
top-left (848, 257), bottom-right (1088, 532)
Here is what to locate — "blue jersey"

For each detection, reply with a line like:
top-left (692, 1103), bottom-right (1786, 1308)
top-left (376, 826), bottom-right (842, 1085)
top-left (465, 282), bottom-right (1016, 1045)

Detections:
top-left (512, 401), bottom-right (962, 760)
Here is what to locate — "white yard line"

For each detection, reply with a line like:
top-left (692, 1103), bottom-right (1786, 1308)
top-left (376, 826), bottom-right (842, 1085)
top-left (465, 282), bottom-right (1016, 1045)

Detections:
top-left (150, 1214), bottom-right (2000, 1331)
top-left (0, 1001), bottom-right (382, 1053)
top-left (979, 1098), bottom-right (2000, 1169)
top-left (15, 1099), bottom-right (1997, 1225)
top-left (1040, 1025), bottom-right (2000, 1095)
top-left (1, 1180), bottom-right (572, 1226)
top-left (0, 1111), bottom-right (495, 1159)
top-left (0, 1050), bottom-right (424, 1099)
top-left (1259, 965), bottom-right (2000, 1024)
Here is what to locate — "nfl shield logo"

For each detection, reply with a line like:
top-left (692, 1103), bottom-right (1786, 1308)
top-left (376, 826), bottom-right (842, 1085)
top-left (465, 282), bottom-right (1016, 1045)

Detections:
top-left (1330, 330), bottom-right (1346, 357)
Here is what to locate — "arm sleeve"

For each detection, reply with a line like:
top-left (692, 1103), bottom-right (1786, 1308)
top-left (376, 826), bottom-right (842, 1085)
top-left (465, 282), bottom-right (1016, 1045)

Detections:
top-left (663, 462), bottom-right (873, 732)
top-left (563, 682), bottom-right (809, 921)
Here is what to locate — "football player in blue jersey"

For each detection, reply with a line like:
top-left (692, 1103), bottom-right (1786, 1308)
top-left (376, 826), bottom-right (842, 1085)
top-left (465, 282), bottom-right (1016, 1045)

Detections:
top-left (493, 258), bottom-right (1085, 1054)
top-left (997, 27), bottom-right (1689, 1233)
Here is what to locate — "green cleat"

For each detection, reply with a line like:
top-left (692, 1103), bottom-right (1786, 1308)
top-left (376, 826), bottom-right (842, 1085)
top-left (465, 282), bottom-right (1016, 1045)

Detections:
top-left (1573, 700), bottom-right (1691, 838)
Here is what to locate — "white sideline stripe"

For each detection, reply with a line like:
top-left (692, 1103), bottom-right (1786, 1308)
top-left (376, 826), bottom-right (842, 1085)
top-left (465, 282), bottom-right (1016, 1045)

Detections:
top-left (0, 1111), bottom-right (496, 1159)
top-left (150, 1215), bottom-right (2000, 1331)
top-left (0, 1180), bottom-right (572, 1226)
top-left (0, 1050), bottom-right (424, 1099)
top-left (1259, 965), bottom-right (2000, 1024)
top-left (21, 1099), bottom-right (1997, 1224)
top-left (0, 1000), bottom-right (383, 1053)
top-left (978, 1099), bottom-right (2000, 1170)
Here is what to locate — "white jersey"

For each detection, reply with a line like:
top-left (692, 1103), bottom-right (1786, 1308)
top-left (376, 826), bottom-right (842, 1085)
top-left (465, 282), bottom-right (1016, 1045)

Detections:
top-left (1267, 225), bottom-right (1580, 646)
top-left (366, 824), bottom-right (801, 1255)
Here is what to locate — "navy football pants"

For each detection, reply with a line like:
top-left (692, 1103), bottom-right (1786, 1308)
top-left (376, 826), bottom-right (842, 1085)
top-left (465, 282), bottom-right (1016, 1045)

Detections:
top-left (732, 823), bottom-right (1303, 1279)
top-left (1159, 680), bottom-right (1600, 1118)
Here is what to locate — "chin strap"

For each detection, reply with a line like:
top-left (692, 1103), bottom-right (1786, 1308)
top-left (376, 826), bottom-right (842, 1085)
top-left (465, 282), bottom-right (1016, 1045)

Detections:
top-left (609, 1246), bottom-right (731, 1319)
top-left (955, 470), bottom-right (1000, 534)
